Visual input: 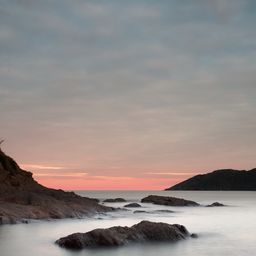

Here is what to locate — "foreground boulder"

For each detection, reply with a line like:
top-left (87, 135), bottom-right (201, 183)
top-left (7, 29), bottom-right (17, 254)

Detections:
top-left (141, 195), bottom-right (199, 206)
top-left (103, 198), bottom-right (126, 203)
top-left (0, 146), bottom-right (112, 224)
top-left (56, 220), bottom-right (192, 249)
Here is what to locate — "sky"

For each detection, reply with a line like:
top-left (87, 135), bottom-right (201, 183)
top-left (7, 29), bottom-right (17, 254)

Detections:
top-left (1, 0), bottom-right (256, 190)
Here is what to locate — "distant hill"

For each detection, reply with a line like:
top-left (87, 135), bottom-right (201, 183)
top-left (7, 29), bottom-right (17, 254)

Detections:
top-left (165, 169), bottom-right (256, 191)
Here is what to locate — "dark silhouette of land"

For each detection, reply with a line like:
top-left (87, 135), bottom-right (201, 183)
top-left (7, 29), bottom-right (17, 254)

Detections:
top-left (166, 169), bottom-right (256, 191)
top-left (0, 146), bottom-right (112, 224)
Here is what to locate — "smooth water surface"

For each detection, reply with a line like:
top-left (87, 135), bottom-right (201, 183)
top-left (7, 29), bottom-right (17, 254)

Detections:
top-left (0, 191), bottom-right (255, 256)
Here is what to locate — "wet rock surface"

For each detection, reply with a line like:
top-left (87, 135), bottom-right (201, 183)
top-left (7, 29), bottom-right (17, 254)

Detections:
top-left (141, 195), bottom-right (199, 206)
top-left (133, 210), bottom-right (147, 214)
top-left (56, 220), bottom-right (192, 250)
top-left (124, 203), bottom-right (141, 208)
top-left (103, 198), bottom-right (126, 203)
top-left (206, 202), bottom-right (225, 207)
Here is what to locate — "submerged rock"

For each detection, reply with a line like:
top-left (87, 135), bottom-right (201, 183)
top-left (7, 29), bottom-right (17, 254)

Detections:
top-left (206, 202), bottom-right (225, 207)
top-left (141, 195), bottom-right (199, 206)
top-left (152, 209), bottom-right (175, 213)
top-left (133, 209), bottom-right (174, 214)
top-left (191, 233), bottom-right (198, 238)
top-left (124, 203), bottom-right (141, 208)
top-left (133, 210), bottom-right (147, 214)
top-left (56, 220), bottom-right (192, 250)
top-left (103, 198), bottom-right (126, 203)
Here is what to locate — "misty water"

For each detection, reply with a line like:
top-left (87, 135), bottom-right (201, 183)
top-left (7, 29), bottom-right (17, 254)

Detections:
top-left (0, 191), bottom-right (255, 256)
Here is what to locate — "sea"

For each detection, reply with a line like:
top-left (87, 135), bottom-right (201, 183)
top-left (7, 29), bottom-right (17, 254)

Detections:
top-left (0, 191), bottom-right (255, 256)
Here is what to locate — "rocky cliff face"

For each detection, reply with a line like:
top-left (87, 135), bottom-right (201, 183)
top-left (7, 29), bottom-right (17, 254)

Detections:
top-left (0, 149), bottom-right (43, 194)
top-left (0, 147), bottom-right (112, 224)
top-left (165, 169), bottom-right (256, 191)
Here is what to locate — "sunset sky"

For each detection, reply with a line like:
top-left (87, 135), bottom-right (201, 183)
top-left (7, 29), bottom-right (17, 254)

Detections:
top-left (1, 0), bottom-right (256, 190)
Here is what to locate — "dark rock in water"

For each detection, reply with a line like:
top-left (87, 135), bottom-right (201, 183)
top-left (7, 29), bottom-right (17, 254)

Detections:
top-left (165, 168), bottom-right (256, 191)
top-left (0, 216), bottom-right (13, 225)
top-left (116, 207), bottom-right (130, 212)
top-left (133, 209), bottom-right (175, 214)
top-left (124, 203), bottom-right (141, 208)
top-left (0, 147), bottom-right (113, 224)
top-left (152, 209), bottom-right (175, 213)
top-left (206, 202), bottom-right (225, 207)
top-left (133, 210), bottom-right (147, 214)
top-left (191, 233), bottom-right (198, 238)
top-left (56, 220), bottom-right (191, 250)
top-left (103, 198), bottom-right (126, 203)
top-left (141, 195), bottom-right (199, 206)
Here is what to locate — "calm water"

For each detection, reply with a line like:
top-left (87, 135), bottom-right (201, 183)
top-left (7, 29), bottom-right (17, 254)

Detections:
top-left (0, 191), bottom-right (255, 256)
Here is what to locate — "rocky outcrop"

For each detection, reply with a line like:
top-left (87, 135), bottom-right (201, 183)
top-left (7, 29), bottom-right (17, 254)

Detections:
top-left (124, 203), bottom-right (141, 208)
top-left (152, 209), bottom-right (175, 213)
top-left (165, 169), bottom-right (256, 191)
top-left (206, 202), bottom-right (225, 207)
top-left (0, 147), bottom-right (112, 224)
top-left (141, 195), bottom-right (199, 206)
top-left (103, 198), bottom-right (126, 203)
top-left (133, 209), bottom-right (175, 214)
top-left (56, 220), bottom-right (193, 249)
top-left (133, 210), bottom-right (147, 214)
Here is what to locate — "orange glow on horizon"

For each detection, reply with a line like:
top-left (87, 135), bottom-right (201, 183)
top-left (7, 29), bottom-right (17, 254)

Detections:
top-left (23, 163), bottom-right (194, 190)
top-left (35, 176), bottom-right (184, 190)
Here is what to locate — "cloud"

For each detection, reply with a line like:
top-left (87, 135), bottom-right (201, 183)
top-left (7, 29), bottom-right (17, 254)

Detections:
top-left (33, 172), bottom-right (88, 178)
top-left (1, 0), bottom-right (256, 189)
top-left (146, 172), bottom-right (197, 176)
top-left (88, 176), bottom-right (133, 181)
top-left (21, 164), bottom-right (65, 170)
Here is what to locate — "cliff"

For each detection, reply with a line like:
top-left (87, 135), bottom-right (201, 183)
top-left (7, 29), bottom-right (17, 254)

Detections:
top-left (0, 147), bottom-right (111, 224)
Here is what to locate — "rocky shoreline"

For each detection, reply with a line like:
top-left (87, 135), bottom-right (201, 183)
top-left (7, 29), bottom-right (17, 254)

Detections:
top-left (0, 148), bottom-right (113, 224)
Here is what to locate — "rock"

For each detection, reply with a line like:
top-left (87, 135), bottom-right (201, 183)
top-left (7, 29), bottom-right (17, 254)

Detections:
top-left (103, 198), bottom-right (126, 203)
top-left (141, 195), bottom-right (199, 206)
top-left (165, 168), bottom-right (256, 191)
top-left (56, 220), bottom-right (191, 249)
top-left (151, 209), bottom-right (175, 213)
top-left (116, 207), bottom-right (130, 211)
top-left (0, 216), bottom-right (14, 225)
top-left (133, 210), bottom-right (175, 214)
top-left (133, 210), bottom-right (147, 214)
top-left (89, 198), bottom-right (100, 203)
top-left (124, 203), bottom-right (141, 208)
top-left (133, 209), bottom-right (175, 214)
top-left (206, 202), bottom-right (225, 207)
top-left (191, 233), bottom-right (198, 238)
top-left (0, 147), bottom-right (113, 224)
